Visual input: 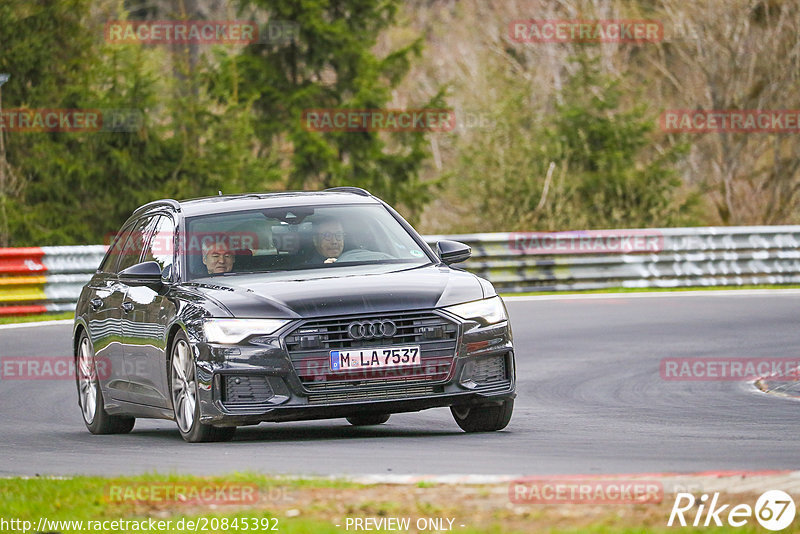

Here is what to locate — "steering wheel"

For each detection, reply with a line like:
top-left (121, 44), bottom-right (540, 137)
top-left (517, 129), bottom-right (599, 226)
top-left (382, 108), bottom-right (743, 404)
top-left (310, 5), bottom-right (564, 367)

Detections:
top-left (335, 249), bottom-right (394, 262)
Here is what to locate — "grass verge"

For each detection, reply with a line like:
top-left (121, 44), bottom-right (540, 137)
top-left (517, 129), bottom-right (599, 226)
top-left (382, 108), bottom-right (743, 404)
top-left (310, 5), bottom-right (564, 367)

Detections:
top-left (0, 311), bottom-right (73, 325)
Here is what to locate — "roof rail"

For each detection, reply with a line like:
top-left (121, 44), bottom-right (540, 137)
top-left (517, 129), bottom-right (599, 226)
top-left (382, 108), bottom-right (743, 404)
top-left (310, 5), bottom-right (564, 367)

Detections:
top-left (324, 186), bottom-right (371, 197)
top-left (133, 199), bottom-right (182, 214)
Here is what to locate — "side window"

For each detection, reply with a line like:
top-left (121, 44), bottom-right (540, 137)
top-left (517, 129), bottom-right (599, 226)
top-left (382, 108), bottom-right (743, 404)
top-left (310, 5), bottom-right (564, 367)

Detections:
top-left (99, 224), bottom-right (134, 273)
top-left (141, 215), bottom-right (175, 276)
top-left (116, 216), bottom-right (154, 273)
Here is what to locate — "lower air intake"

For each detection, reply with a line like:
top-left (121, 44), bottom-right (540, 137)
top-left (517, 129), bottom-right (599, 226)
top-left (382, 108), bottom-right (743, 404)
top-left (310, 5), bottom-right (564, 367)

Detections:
top-left (223, 375), bottom-right (274, 408)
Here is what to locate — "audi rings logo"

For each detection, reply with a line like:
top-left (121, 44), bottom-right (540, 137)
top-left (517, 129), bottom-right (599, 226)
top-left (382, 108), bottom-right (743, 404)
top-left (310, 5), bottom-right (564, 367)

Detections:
top-left (347, 320), bottom-right (397, 339)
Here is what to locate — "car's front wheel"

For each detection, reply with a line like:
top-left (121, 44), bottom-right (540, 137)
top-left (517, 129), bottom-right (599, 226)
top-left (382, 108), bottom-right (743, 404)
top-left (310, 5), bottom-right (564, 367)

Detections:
top-left (450, 399), bottom-right (513, 432)
top-left (76, 331), bottom-right (135, 434)
top-left (170, 331), bottom-right (236, 443)
top-left (346, 414), bottom-right (390, 426)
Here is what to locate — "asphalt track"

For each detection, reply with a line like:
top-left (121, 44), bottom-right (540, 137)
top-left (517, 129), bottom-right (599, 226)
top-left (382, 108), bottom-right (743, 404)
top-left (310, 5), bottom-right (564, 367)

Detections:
top-left (1, 291), bottom-right (798, 477)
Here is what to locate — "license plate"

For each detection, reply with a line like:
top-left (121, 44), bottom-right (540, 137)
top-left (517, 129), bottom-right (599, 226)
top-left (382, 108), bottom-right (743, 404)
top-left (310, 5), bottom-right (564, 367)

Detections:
top-left (330, 345), bottom-right (420, 371)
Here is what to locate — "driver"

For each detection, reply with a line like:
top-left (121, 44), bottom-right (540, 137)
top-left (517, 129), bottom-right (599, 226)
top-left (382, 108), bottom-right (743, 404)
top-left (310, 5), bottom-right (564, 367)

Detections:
top-left (311, 216), bottom-right (345, 264)
top-left (202, 241), bottom-right (235, 274)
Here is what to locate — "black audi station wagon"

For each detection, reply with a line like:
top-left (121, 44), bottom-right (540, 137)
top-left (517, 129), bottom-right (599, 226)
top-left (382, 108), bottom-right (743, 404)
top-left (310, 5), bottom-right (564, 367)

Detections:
top-left (73, 188), bottom-right (516, 442)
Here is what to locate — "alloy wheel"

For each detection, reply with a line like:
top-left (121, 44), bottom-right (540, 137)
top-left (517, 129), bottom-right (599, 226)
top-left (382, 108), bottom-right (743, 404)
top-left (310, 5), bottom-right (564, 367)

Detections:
top-left (171, 339), bottom-right (196, 433)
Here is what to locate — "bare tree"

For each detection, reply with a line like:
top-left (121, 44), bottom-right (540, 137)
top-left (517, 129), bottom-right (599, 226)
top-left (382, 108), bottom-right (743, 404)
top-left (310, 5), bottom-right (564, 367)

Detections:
top-left (657, 0), bottom-right (800, 224)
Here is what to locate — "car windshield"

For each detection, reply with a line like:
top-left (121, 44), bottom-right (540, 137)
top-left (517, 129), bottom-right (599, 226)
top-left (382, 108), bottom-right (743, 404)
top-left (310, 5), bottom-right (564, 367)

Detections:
top-left (183, 204), bottom-right (432, 279)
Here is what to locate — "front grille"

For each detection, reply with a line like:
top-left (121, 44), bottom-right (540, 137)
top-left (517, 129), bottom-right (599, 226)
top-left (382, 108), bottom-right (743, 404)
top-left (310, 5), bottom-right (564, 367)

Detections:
top-left (307, 384), bottom-right (438, 404)
top-left (284, 310), bottom-right (459, 395)
top-left (222, 375), bottom-right (274, 410)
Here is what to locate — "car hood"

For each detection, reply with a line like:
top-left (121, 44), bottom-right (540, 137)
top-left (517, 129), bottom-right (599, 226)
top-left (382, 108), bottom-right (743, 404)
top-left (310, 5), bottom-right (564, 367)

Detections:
top-left (186, 263), bottom-right (488, 318)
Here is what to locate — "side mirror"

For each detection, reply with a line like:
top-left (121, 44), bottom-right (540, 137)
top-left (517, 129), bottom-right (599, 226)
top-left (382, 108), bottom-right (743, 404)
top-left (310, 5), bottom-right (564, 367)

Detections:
top-left (437, 240), bottom-right (471, 265)
top-left (119, 261), bottom-right (164, 287)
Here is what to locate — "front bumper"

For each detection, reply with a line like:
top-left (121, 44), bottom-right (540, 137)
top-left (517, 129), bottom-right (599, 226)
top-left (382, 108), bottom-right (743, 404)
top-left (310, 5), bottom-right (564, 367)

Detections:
top-left (191, 318), bottom-right (516, 427)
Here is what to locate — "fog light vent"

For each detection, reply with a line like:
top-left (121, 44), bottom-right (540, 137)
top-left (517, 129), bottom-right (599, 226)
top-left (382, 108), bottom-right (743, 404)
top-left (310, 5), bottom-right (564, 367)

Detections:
top-left (223, 375), bottom-right (274, 406)
top-left (473, 355), bottom-right (506, 383)
top-left (460, 355), bottom-right (508, 389)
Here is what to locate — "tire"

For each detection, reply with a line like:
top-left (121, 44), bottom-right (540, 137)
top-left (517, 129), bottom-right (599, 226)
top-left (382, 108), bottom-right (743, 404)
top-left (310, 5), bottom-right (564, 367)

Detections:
top-left (76, 331), bottom-right (135, 434)
top-left (170, 330), bottom-right (236, 443)
top-left (346, 414), bottom-right (390, 426)
top-left (451, 399), bottom-right (513, 432)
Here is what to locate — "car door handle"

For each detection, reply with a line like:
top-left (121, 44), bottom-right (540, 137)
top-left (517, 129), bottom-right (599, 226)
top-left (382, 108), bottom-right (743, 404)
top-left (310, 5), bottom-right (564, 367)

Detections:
top-left (90, 297), bottom-right (103, 310)
top-left (121, 301), bottom-right (134, 313)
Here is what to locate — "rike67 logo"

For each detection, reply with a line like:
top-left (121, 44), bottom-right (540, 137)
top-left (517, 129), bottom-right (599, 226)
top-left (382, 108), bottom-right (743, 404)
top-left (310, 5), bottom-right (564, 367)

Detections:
top-left (668, 490), bottom-right (796, 531)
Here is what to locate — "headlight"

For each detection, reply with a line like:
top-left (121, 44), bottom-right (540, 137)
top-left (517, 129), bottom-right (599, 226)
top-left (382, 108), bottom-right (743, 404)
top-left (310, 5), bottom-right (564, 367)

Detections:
top-left (203, 318), bottom-right (291, 344)
top-left (443, 296), bottom-right (507, 326)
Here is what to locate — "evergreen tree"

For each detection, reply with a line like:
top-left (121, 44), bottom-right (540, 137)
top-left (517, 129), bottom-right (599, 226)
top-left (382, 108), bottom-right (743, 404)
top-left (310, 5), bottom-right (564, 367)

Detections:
top-left (237, 0), bottom-right (440, 221)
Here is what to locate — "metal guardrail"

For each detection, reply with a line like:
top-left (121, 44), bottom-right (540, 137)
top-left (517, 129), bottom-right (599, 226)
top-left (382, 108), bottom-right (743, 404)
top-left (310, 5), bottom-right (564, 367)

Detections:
top-left (430, 226), bottom-right (800, 292)
top-left (0, 226), bottom-right (798, 316)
